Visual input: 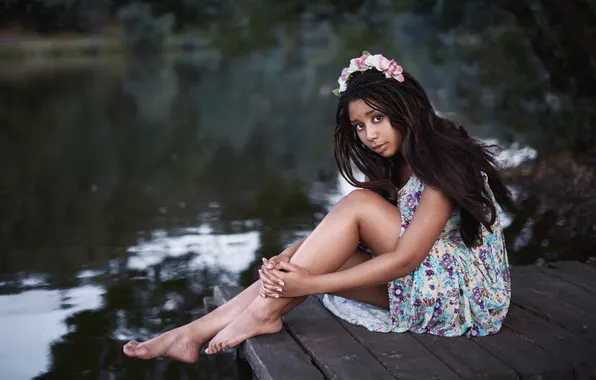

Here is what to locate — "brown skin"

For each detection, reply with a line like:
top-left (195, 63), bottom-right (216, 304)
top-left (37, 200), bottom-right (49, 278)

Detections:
top-left (351, 99), bottom-right (402, 158)
top-left (204, 100), bottom-right (453, 354)
top-left (123, 99), bottom-right (454, 359)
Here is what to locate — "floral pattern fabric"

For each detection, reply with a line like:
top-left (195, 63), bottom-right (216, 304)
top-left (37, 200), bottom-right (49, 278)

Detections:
top-left (322, 173), bottom-right (511, 337)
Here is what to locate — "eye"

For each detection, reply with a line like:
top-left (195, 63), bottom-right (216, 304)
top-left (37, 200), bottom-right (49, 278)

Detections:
top-left (354, 124), bottom-right (364, 131)
top-left (373, 115), bottom-right (384, 122)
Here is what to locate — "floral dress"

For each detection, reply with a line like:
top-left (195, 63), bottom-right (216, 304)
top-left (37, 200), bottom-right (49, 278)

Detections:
top-left (321, 173), bottom-right (511, 337)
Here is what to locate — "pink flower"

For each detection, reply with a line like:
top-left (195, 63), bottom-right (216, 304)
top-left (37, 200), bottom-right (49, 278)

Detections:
top-left (387, 61), bottom-right (403, 77)
top-left (379, 56), bottom-right (391, 70)
top-left (354, 55), bottom-right (369, 70)
top-left (340, 67), bottom-right (349, 81)
top-left (332, 51), bottom-right (405, 97)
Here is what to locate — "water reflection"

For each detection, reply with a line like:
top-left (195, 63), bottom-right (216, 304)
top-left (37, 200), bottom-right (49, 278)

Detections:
top-left (0, 54), bottom-right (338, 379)
top-left (1, 3), bottom-right (595, 375)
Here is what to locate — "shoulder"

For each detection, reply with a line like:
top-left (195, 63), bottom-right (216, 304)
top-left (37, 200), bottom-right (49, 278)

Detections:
top-left (408, 175), bottom-right (454, 217)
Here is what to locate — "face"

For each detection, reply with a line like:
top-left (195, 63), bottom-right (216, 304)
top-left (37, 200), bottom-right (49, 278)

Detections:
top-left (348, 99), bottom-right (402, 158)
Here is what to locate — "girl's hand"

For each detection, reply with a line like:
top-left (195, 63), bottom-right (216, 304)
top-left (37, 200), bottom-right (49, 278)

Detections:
top-left (262, 255), bottom-right (290, 270)
top-left (258, 256), bottom-right (289, 298)
top-left (266, 261), bottom-right (316, 298)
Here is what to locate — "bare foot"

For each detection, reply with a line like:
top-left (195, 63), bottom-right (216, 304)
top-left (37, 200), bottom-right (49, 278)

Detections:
top-left (123, 327), bottom-right (202, 363)
top-left (206, 306), bottom-right (282, 354)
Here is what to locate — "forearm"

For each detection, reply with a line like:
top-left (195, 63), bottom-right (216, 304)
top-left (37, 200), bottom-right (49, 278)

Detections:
top-left (313, 252), bottom-right (416, 294)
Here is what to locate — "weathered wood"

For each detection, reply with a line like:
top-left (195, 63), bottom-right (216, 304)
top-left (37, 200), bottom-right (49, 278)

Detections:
top-left (337, 318), bottom-right (462, 380)
top-left (472, 327), bottom-right (575, 380)
top-left (203, 295), bottom-right (216, 313)
top-left (504, 304), bottom-right (596, 380)
top-left (282, 297), bottom-right (397, 380)
top-left (540, 261), bottom-right (596, 295)
top-left (510, 266), bottom-right (596, 344)
top-left (211, 261), bottom-right (596, 380)
top-left (511, 265), bottom-right (596, 314)
top-left (212, 286), bottom-right (324, 380)
top-left (412, 333), bottom-right (518, 380)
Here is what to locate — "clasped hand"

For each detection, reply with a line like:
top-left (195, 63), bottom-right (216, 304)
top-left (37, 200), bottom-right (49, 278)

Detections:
top-left (258, 256), bottom-right (315, 298)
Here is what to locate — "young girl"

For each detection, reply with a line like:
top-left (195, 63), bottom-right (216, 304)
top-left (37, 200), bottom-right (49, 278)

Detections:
top-left (123, 52), bottom-right (514, 361)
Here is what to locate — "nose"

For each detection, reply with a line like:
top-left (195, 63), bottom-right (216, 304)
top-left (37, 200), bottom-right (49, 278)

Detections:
top-left (366, 123), bottom-right (379, 141)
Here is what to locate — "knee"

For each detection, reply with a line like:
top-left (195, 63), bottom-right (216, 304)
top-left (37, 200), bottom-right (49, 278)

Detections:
top-left (339, 189), bottom-right (383, 215)
top-left (343, 189), bottom-right (382, 205)
top-left (339, 189), bottom-right (401, 221)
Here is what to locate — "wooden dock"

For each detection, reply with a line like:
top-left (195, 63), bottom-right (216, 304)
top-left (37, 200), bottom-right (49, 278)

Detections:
top-left (210, 261), bottom-right (596, 380)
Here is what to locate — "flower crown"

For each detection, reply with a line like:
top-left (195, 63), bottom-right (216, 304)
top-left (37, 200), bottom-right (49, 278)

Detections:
top-left (332, 51), bottom-right (404, 97)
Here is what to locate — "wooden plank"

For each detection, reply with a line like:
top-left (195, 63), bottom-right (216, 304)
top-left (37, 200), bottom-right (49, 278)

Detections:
top-left (213, 286), bottom-right (324, 380)
top-left (411, 332), bottom-right (517, 380)
top-left (540, 261), bottom-right (596, 295)
top-left (504, 305), bottom-right (596, 380)
top-left (511, 265), bottom-right (596, 314)
top-left (472, 327), bottom-right (574, 380)
top-left (336, 319), bottom-right (462, 380)
top-left (510, 267), bottom-right (596, 344)
top-left (282, 297), bottom-right (397, 380)
top-left (203, 295), bottom-right (216, 313)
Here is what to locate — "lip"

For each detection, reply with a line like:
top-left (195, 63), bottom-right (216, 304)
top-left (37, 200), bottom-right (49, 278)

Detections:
top-left (372, 143), bottom-right (388, 153)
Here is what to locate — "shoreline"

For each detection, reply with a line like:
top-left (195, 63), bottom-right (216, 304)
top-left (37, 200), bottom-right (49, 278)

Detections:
top-left (0, 35), bottom-right (209, 61)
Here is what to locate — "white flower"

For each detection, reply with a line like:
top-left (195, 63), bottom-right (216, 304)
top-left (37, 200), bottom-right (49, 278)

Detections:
top-left (339, 81), bottom-right (347, 92)
top-left (364, 54), bottom-right (381, 69)
top-left (332, 52), bottom-right (406, 97)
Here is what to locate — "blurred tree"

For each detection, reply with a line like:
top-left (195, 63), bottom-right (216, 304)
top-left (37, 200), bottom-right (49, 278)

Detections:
top-left (0, 0), bottom-right (111, 33)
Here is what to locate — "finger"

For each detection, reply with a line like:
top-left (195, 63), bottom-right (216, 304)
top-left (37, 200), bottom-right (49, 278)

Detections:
top-left (268, 269), bottom-right (286, 285)
top-left (260, 281), bottom-right (280, 296)
top-left (264, 290), bottom-right (280, 298)
top-left (261, 290), bottom-right (278, 298)
top-left (262, 282), bottom-right (283, 294)
top-left (258, 269), bottom-right (278, 285)
top-left (260, 282), bottom-right (279, 297)
top-left (260, 267), bottom-right (282, 284)
top-left (262, 256), bottom-right (279, 270)
top-left (259, 272), bottom-right (280, 291)
top-left (261, 278), bottom-right (282, 292)
top-left (261, 257), bottom-right (270, 269)
top-left (277, 261), bottom-right (298, 272)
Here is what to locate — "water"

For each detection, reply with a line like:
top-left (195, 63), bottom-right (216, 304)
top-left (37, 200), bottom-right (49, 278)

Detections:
top-left (1, 3), bottom-right (595, 379)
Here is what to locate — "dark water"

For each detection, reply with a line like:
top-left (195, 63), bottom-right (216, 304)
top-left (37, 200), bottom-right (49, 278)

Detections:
top-left (1, 3), bottom-right (595, 379)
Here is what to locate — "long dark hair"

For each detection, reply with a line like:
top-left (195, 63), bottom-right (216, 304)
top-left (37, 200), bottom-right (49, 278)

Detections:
top-left (334, 70), bottom-right (515, 247)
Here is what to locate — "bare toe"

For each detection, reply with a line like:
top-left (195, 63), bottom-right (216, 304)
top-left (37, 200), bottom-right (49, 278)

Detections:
top-left (124, 340), bottom-right (138, 349)
top-left (123, 341), bottom-right (137, 352)
top-left (122, 329), bottom-right (200, 362)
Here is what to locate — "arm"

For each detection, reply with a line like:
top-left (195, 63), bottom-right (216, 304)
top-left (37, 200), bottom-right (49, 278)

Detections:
top-left (312, 186), bottom-right (454, 294)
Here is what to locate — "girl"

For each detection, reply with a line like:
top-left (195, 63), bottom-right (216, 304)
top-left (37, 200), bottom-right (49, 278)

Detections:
top-left (123, 52), bottom-right (514, 361)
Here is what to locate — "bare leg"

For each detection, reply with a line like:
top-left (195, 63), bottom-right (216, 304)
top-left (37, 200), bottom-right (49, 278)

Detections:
top-left (207, 190), bottom-right (401, 353)
top-left (123, 240), bottom-right (307, 362)
top-left (331, 249), bottom-right (390, 309)
top-left (123, 248), bottom-right (384, 361)
top-left (123, 281), bottom-right (263, 362)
